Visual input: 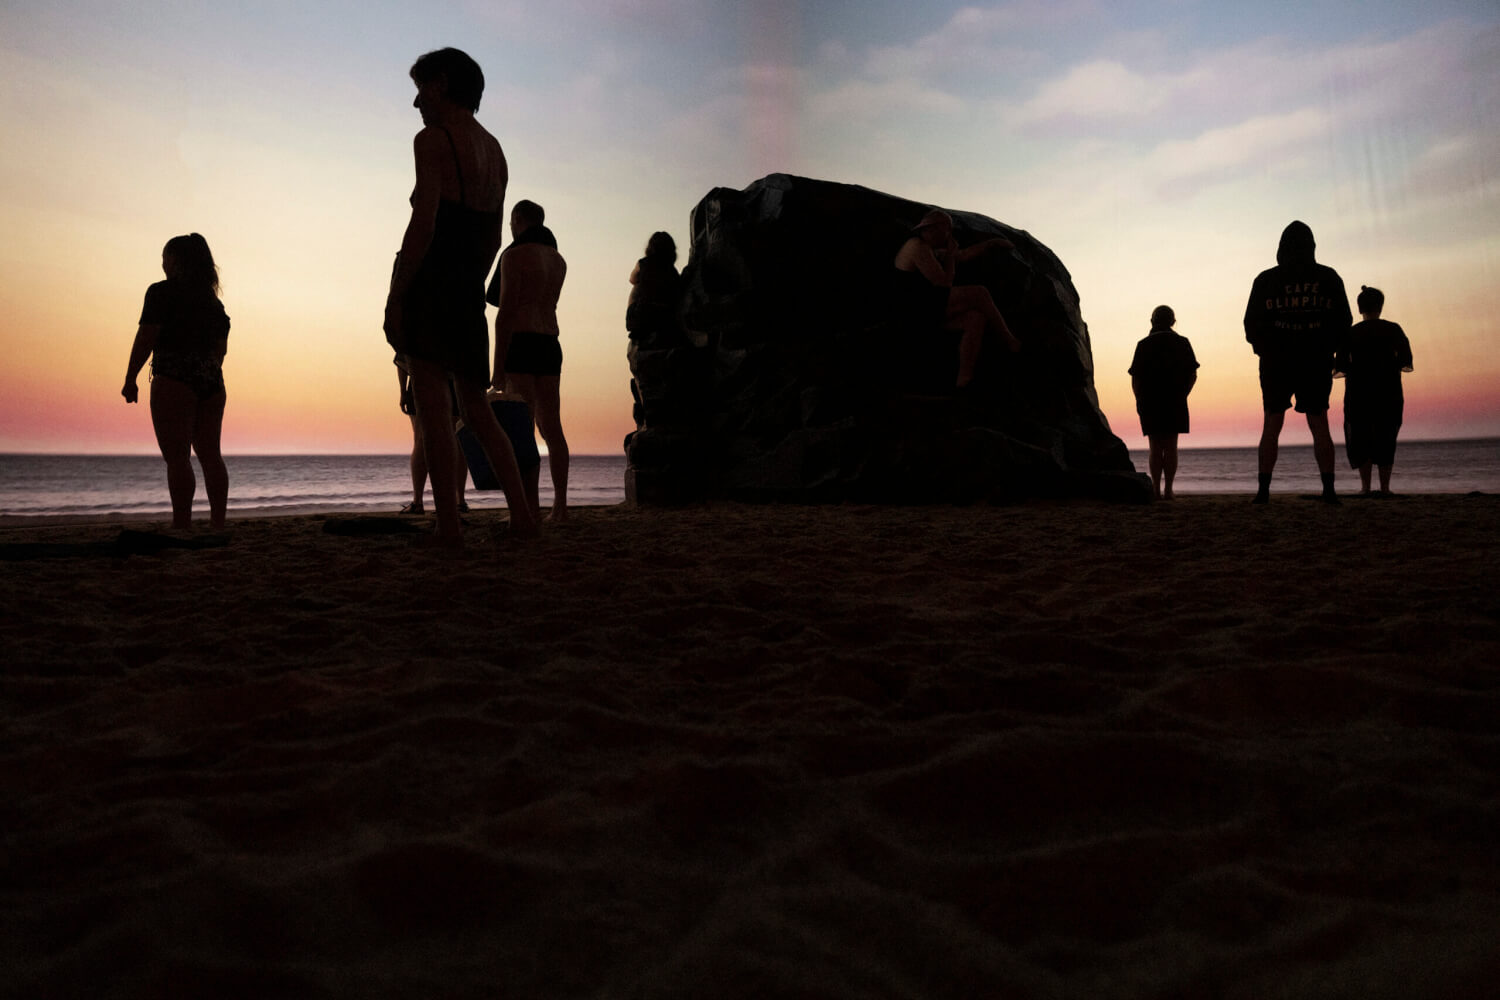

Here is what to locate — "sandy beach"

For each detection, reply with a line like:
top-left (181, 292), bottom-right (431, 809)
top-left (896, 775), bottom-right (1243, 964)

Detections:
top-left (3, 495), bottom-right (1498, 998)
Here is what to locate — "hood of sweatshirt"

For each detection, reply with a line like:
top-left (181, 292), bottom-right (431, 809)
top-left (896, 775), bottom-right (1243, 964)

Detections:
top-left (1276, 220), bottom-right (1316, 267)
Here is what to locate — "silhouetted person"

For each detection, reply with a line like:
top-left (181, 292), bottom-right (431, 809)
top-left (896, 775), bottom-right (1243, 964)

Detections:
top-left (383, 47), bottom-right (537, 545)
top-left (1244, 220), bottom-right (1351, 504)
top-left (394, 357), bottom-right (467, 515)
top-left (1340, 285), bottom-right (1413, 495)
top-left (488, 199), bottom-right (569, 522)
top-left (121, 233), bottom-right (230, 530)
top-left (1130, 305), bottom-right (1199, 500)
top-left (626, 231), bottom-right (682, 346)
top-left (892, 209), bottom-right (1020, 388)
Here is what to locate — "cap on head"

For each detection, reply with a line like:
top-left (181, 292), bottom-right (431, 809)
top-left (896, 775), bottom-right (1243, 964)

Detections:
top-left (913, 209), bottom-right (952, 234)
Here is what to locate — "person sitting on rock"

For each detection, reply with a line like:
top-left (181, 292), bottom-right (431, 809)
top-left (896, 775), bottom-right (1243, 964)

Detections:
top-left (627, 231), bottom-right (683, 347)
top-left (892, 209), bottom-right (1021, 388)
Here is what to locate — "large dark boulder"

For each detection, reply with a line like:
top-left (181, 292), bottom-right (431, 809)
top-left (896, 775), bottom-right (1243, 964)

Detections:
top-left (624, 174), bottom-right (1149, 504)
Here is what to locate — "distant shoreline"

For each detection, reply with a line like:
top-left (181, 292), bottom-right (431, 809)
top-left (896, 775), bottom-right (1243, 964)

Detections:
top-left (0, 436), bottom-right (1495, 459)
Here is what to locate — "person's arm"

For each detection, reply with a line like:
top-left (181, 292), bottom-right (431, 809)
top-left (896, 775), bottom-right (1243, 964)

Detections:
top-left (906, 241), bottom-right (952, 288)
top-left (629, 260), bottom-right (642, 285)
top-left (1329, 274), bottom-right (1353, 371)
top-left (955, 236), bottom-right (1013, 263)
top-left (492, 250), bottom-right (521, 389)
top-left (395, 360), bottom-right (415, 414)
top-left (384, 128), bottom-right (446, 337)
top-left (1397, 325), bottom-right (1414, 373)
top-left (1244, 283), bottom-right (1264, 354)
top-left (122, 323), bottom-right (159, 403)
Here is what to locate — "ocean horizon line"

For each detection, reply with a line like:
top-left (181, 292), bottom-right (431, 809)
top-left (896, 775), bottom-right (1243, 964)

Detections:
top-left (2, 434), bottom-right (1496, 460)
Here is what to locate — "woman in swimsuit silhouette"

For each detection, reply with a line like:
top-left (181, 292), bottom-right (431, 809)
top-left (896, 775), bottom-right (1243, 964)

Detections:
top-left (121, 233), bottom-right (231, 530)
top-left (383, 47), bottom-right (538, 545)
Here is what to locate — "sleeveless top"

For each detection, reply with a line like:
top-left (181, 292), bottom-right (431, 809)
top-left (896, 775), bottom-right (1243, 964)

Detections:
top-left (395, 126), bottom-right (499, 387)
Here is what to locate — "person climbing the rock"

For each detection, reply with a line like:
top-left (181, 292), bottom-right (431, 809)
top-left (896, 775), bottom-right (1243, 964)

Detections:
top-left (627, 231), bottom-right (683, 347)
top-left (892, 209), bottom-right (1021, 388)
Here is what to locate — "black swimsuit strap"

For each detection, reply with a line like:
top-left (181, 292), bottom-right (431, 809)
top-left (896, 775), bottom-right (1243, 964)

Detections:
top-left (437, 125), bottom-right (466, 205)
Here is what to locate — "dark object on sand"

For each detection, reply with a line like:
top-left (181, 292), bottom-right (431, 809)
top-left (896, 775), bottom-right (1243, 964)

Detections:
top-left (458, 397), bottom-right (540, 489)
top-left (321, 518), bottom-right (424, 537)
top-left (0, 529), bottom-right (230, 561)
top-left (624, 174), bottom-right (1149, 504)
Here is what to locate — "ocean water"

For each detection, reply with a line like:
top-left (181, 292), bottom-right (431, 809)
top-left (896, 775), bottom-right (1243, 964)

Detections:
top-left (0, 454), bottom-right (627, 519)
top-left (1, 439), bottom-right (1495, 519)
top-left (1127, 437), bottom-right (1500, 496)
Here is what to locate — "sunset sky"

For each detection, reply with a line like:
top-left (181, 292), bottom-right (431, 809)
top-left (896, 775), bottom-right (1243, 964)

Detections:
top-left (2, 0), bottom-right (1496, 455)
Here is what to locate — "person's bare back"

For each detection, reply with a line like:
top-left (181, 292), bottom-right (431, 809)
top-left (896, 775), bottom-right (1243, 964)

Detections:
top-left (493, 200), bottom-right (570, 521)
top-left (497, 243), bottom-right (565, 337)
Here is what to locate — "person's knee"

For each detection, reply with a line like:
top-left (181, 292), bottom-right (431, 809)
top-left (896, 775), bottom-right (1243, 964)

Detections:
top-left (539, 418), bottom-right (567, 448)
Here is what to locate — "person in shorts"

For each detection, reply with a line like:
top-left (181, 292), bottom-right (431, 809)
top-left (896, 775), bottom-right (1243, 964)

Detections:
top-left (1243, 220), bottom-right (1352, 504)
top-left (488, 199), bottom-right (570, 520)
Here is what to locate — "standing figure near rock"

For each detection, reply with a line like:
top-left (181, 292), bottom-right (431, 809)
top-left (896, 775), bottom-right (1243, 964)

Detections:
top-left (892, 209), bottom-right (1021, 388)
top-left (383, 47), bottom-right (536, 545)
top-left (627, 231), bottom-right (682, 347)
top-left (121, 233), bottom-right (231, 531)
top-left (1129, 305), bottom-right (1199, 500)
top-left (1340, 285), bottom-right (1413, 496)
top-left (1243, 220), bottom-right (1352, 504)
top-left (489, 199), bottom-right (569, 521)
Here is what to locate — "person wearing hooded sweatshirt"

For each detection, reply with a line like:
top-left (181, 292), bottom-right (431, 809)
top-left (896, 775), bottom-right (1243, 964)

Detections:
top-left (1243, 221), bottom-right (1352, 504)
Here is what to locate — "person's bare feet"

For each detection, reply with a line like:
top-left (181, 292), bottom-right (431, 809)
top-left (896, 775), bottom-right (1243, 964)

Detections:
top-left (546, 506), bottom-right (569, 524)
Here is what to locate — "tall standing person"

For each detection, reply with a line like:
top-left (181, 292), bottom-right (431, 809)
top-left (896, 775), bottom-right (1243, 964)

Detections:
top-left (121, 233), bottom-right (231, 531)
top-left (489, 199), bottom-right (569, 521)
top-left (384, 47), bottom-right (538, 545)
top-left (1243, 220), bottom-right (1352, 504)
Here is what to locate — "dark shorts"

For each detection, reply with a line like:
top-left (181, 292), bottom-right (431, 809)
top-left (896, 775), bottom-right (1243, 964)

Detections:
top-left (1259, 356), bottom-right (1333, 414)
top-left (152, 352), bottom-right (225, 400)
top-left (505, 332), bottom-right (563, 376)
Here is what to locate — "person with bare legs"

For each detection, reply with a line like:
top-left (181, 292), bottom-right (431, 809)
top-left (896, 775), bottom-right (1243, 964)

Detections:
top-left (1243, 221), bottom-right (1351, 505)
top-left (383, 47), bottom-right (537, 545)
top-left (488, 199), bottom-right (569, 521)
top-left (122, 233), bottom-right (231, 531)
top-left (1340, 285), bottom-right (1413, 496)
top-left (892, 209), bottom-right (1020, 388)
top-left (1129, 305), bottom-right (1199, 500)
top-left (395, 357), bottom-right (467, 515)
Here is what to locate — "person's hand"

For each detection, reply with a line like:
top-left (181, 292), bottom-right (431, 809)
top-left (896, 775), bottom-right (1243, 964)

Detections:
top-left (122, 380), bottom-right (138, 404)
top-left (399, 389), bottom-right (414, 415)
